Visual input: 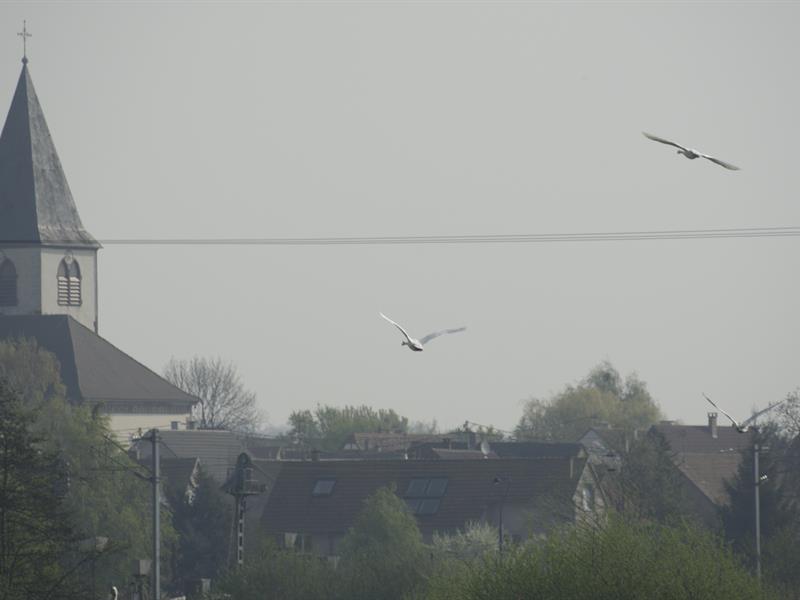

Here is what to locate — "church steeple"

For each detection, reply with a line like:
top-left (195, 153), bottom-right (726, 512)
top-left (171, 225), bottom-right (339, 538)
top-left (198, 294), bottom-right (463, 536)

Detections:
top-left (0, 63), bottom-right (98, 247)
top-left (0, 60), bottom-right (100, 332)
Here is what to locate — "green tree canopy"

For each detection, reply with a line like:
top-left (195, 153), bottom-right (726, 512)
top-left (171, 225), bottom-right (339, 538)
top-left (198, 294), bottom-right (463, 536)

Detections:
top-left (428, 517), bottom-right (769, 600)
top-left (168, 465), bottom-right (232, 590)
top-left (515, 361), bottom-right (662, 442)
top-left (1, 338), bottom-right (175, 592)
top-left (0, 376), bottom-right (85, 600)
top-left (287, 405), bottom-right (410, 451)
top-left (338, 486), bottom-right (429, 600)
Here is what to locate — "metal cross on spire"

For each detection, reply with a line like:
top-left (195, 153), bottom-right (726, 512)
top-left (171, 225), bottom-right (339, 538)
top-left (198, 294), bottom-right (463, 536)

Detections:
top-left (18, 20), bottom-right (31, 64)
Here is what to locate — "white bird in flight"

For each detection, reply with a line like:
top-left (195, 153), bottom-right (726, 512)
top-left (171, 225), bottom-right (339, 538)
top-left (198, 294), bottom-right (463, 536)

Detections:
top-left (643, 132), bottom-right (740, 170)
top-left (702, 393), bottom-right (784, 433)
top-left (379, 313), bottom-right (466, 352)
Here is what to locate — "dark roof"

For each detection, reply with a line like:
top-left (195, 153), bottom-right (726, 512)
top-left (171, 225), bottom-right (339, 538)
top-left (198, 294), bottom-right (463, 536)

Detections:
top-left (0, 315), bottom-right (197, 407)
top-left (0, 64), bottom-right (98, 247)
top-left (428, 448), bottom-right (497, 460)
top-left (344, 432), bottom-right (451, 453)
top-left (650, 422), bottom-right (752, 505)
top-left (260, 457), bottom-right (587, 537)
top-left (491, 442), bottom-right (586, 459)
top-left (135, 429), bottom-right (247, 482)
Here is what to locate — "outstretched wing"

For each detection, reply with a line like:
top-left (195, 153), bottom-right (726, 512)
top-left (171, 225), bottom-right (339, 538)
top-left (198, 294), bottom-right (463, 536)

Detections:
top-left (741, 399), bottom-right (785, 428)
top-left (379, 312), bottom-right (413, 344)
top-left (419, 326), bottom-right (466, 346)
top-left (702, 393), bottom-right (742, 429)
top-left (700, 153), bottom-right (741, 171)
top-left (643, 132), bottom-right (688, 152)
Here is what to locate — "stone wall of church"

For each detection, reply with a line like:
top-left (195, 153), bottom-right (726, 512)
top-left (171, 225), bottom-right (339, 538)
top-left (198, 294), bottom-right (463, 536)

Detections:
top-left (0, 247), bottom-right (42, 316)
top-left (40, 247), bottom-right (98, 332)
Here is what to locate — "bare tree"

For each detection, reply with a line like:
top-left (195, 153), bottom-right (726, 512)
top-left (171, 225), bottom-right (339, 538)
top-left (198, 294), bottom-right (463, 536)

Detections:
top-left (163, 356), bottom-right (263, 432)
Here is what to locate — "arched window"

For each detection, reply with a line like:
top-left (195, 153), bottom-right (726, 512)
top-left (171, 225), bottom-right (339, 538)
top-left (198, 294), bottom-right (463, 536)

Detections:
top-left (0, 258), bottom-right (17, 306)
top-left (57, 257), bottom-right (82, 307)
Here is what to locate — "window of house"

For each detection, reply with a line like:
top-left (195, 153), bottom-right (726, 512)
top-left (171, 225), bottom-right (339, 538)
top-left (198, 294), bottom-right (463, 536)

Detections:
top-left (404, 477), bottom-right (448, 515)
top-left (312, 479), bottom-right (336, 496)
top-left (57, 257), bottom-right (82, 307)
top-left (0, 258), bottom-right (17, 306)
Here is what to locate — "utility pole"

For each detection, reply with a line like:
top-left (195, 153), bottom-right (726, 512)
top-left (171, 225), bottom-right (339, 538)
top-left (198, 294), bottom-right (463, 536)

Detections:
top-left (150, 429), bottom-right (161, 600)
top-left (754, 442), bottom-right (761, 582)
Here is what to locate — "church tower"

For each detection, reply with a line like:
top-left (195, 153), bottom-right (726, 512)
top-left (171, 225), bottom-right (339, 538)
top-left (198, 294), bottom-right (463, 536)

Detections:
top-left (0, 57), bottom-right (100, 332)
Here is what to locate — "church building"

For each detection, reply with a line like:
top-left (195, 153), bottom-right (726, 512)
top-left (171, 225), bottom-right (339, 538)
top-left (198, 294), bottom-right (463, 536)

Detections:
top-left (0, 55), bottom-right (196, 440)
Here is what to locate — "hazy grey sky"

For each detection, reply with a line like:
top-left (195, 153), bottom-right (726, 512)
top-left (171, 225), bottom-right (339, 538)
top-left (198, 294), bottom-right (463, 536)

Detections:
top-left (1, 1), bottom-right (798, 434)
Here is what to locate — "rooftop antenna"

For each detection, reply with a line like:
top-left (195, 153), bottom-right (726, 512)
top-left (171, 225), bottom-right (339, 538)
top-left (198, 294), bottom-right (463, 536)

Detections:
top-left (17, 20), bottom-right (31, 64)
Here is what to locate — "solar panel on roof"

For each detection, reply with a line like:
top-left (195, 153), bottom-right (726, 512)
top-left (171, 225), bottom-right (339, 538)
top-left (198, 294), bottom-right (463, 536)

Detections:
top-left (426, 478), bottom-right (448, 497)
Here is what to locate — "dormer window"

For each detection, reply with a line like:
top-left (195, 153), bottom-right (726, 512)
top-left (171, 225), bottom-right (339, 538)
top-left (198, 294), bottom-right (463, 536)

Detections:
top-left (57, 257), bottom-right (81, 307)
top-left (0, 258), bottom-right (17, 306)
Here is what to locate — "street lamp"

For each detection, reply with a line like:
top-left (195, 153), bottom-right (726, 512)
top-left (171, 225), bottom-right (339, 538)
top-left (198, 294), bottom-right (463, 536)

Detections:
top-left (493, 476), bottom-right (512, 556)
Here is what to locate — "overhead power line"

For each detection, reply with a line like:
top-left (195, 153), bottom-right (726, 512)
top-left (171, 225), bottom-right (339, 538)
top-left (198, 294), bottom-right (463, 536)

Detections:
top-left (83, 225), bottom-right (800, 246)
top-left (4, 227), bottom-right (800, 246)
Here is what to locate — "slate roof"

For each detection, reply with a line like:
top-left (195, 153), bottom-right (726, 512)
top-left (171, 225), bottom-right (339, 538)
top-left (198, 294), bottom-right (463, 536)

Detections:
top-left (344, 432), bottom-right (451, 452)
top-left (491, 442), bottom-right (586, 459)
top-left (0, 315), bottom-right (197, 408)
top-left (134, 429), bottom-right (247, 482)
top-left (651, 422), bottom-right (752, 506)
top-left (0, 64), bottom-right (98, 247)
top-left (260, 457), bottom-right (586, 537)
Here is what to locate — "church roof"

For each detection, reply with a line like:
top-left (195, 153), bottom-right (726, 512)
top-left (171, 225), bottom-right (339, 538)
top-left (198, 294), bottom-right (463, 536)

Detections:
top-left (0, 315), bottom-right (196, 408)
top-left (0, 63), bottom-right (98, 247)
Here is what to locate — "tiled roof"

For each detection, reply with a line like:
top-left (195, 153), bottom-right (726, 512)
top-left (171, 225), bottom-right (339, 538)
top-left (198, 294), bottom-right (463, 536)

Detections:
top-left (345, 432), bottom-right (452, 452)
top-left (491, 442), bottom-right (586, 459)
top-left (0, 315), bottom-right (197, 407)
top-left (0, 64), bottom-right (98, 247)
top-left (135, 429), bottom-right (246, 482)
top-left (260, 457), bottom-right (586, 537)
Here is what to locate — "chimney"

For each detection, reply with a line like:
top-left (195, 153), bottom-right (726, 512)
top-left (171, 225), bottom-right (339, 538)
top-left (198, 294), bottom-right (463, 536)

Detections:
top-left (708, 412), bottom-right (718, 439)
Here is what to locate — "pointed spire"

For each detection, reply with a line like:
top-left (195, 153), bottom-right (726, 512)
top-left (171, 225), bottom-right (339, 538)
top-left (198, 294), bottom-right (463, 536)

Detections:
top-left (0, 63), bottom-right (98, 247)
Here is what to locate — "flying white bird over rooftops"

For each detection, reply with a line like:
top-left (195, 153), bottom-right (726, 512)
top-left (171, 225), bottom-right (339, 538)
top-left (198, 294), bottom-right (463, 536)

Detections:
top-left (379, 313), bottom-right (466, 352)
top-left (643, 132), bottom-right (740, 170)
top-left (702, 393), bottom-right (784, 433)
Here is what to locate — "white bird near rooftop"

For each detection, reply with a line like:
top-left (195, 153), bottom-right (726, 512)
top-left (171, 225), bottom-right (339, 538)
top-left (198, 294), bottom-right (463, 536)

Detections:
top-left (702, 393), bottom-right (784, 433)
top-left (379, 313), bottom-right (466, 352)
top-left (643, 132), bottom-right (740, 170)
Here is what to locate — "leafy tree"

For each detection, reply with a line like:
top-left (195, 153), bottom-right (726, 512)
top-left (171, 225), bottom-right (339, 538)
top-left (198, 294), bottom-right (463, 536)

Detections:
top-left (168, 466), bottom-right (232, 590)
top-left (164, 356), bottom-right (263, 432)
top-left (515, 361), bottom-right (662, 442)
top-left (0, 376), bottom-right (86, 600)
top-left (216, 539), bottom-right (337, 600)
top-left (287, 405), bottom-right (410, 452)
top-left (0, 336), bottom-right (65, 406)
top-left (432, 521), bottom-right (499, 561)
top-left (427, 517), bottom-right (769, 600)
top-left (1, 338), bottom-right (175, 592)
top-left (338, 486), bottom-right (429, 600)
top-left (614, 430), bottom-right (692, 523)
top-left (721, 425), bottom-right (800, 594)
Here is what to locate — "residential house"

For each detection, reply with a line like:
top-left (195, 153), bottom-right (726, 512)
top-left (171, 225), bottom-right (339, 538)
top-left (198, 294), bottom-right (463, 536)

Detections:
top-left (257, 457), bottom-right (604, 558)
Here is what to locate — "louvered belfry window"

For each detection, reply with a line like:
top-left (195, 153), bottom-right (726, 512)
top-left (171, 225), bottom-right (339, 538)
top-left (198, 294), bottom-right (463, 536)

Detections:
top-left (57, 257), bottom-right (82, 307)
top-left (0, 258), bottom-right (18, 306)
